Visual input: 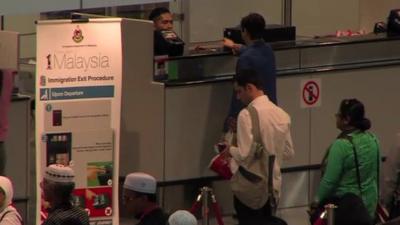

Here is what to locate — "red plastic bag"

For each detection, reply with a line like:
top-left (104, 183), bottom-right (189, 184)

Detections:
top-left (209, 153), bottom-right (232, 180)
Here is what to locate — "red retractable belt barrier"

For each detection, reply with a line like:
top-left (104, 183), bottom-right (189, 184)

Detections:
top-left (211, 195), bottom-right (224, 225)
top-left (189, 194), bottom-right (202, 214)
top-left (189, 187), bottom-right (224, 225)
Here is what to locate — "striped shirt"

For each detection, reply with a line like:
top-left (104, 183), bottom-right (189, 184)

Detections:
top-left (43, 204), bottom-right (89, 225)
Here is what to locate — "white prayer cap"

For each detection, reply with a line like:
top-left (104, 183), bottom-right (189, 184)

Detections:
top-left (168, 210), bottom-right (197, 225)
top-left (123, 172), bottom-right (156, 194)
top-left (44, 164), bottom-right (75, 183)
top-left (0, 176), bottom-right (14, 208)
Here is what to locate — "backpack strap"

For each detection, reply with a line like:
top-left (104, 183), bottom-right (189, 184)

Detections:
top-left (0, 209), bottom-right (23, 224)
top-left (0, 210), bottom-right (11, 222)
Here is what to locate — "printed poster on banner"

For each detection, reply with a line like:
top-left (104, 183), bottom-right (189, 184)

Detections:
top-left (36, 20), bottom-right (122, 225)
top-left (300, 78), bottom-right (322, 108)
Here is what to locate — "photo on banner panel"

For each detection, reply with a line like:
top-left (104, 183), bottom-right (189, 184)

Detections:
top-left (73, 187), bottom-right (113, 218)
top-left (44, 100), bottom-right (112, 132)
top-left (45, 132), bottom-right (72, 166)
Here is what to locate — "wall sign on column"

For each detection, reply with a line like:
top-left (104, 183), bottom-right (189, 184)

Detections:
top-left (300, 78), bottom-right (322, 108)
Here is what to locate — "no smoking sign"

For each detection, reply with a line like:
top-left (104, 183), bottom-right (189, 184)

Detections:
top-left (300, 79), bottom-right (322, 108)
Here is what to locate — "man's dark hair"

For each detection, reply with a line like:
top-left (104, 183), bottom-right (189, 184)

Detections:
top-left (234, 69), bottom-right (264, 90)
top-left (240, 13), bottom-right (266, 40)
top-left (135, 191), bottom-right (157, 203)
top-left (149, 7), bottom-right (171, 21)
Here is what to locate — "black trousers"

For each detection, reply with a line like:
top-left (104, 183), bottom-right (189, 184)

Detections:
top-left (234, 195), bottom-right (271, 225)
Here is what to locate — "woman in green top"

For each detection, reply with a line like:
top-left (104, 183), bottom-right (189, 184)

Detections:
top-left (315, 99), bottom-right (380, 219)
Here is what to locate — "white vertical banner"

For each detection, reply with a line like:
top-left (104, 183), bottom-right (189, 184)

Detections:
top-left (36, 19), bottom-right (123, 225)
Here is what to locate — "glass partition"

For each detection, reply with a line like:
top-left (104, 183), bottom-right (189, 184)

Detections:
top-left (154, 53), bottom-right (236, 82)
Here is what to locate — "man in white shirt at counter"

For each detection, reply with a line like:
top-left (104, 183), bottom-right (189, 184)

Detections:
top-left (222, 69), bottom-right (294, 225)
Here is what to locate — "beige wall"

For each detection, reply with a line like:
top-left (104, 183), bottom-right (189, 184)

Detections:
top-left (293, 0), bottom-right (360, 37)
top-left (182, 0), bottom-right (282, 43)
top-left (181, 0), bottom-right (400, 40)
top-left (292, 0), bottom-right (400, 36)
top-left (2, 1), bottom-right (400, 44)
top-left (4, 14), bottom-right (39, 59)
top-left (359, 0), bottom-right (400, 32)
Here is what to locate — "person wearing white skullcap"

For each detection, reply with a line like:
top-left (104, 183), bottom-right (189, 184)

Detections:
top-left (0, 176), bottom-right (22, 225)
top-left (41, 164), bottom-right (89, 225)
top-left (168, 210), bottom-right (197, 225)
top-left (123, 172), bottom-right (168, 225)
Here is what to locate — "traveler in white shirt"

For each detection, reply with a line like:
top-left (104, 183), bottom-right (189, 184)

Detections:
top-left (222, 69), bottom-right (294, 225)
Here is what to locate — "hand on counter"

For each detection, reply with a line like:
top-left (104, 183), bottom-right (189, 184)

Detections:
top-left (223, 38), bottom-right (242, 55)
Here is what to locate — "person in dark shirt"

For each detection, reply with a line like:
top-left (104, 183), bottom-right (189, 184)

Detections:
top-left (123, 172), bottom-right (168, 225)
top-left (149, 7), bottom-right (173, 32)
top-left (223, 13), bottom-right (277, 132)
top-left (41, 164), bottom-right (89, 225)
top-left (149, 7), bottom-right (184, 56)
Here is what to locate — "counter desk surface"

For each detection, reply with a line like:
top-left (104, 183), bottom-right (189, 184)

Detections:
top-left (159, 33), bottom-right (400, 86)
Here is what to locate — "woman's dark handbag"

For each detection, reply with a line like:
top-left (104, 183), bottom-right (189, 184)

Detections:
top-left (335, 193), bottom-right (372, 225)
top-left (310, 194), bottom-right (372, 225)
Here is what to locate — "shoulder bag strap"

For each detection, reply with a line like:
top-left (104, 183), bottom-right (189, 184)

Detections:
top-left (235, 106), bottom-right (265, 183)
top-left (247, 105), bottom-right (276, 204)
top-left (247, 106), bottom-right (261, 145)
top-left (247, 105), bottom-right (264, 162)
top-left (371, 133), bottom-right (380, 194)
top-left (345, 135), bottom-right (363, 196)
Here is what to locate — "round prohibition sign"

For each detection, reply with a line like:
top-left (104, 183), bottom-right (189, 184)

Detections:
top-left (302, 81), bottom-right (320, 105)
top-left (105, 207), bottom-right (112, 216)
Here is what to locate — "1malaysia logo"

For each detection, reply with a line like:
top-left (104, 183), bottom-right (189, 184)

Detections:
top-left (46, 54), bottom-right (52, 70)
top-left (72, 26), bottom-right (84, 43)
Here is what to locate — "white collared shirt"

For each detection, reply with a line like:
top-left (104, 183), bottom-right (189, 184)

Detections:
top-left (229, 95), bottom-right (295, 196)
